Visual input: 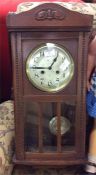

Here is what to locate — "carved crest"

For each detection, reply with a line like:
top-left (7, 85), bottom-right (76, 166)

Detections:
top-left (35, 8), bottom-right (65, 21)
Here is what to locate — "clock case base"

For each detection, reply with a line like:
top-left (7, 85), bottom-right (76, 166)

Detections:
top-left (13, 156), bottom-right (87, 166)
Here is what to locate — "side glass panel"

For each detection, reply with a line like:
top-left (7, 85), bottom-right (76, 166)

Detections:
top-left (43, 103), bottom-right (57, 152)
top-left (24, 101), bottom-right (39, 152)
top-left (61, 102), bottom-right (76, 151)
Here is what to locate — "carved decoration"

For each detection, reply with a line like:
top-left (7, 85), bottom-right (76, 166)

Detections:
top-left (35, 8), bottom-right (65, 20)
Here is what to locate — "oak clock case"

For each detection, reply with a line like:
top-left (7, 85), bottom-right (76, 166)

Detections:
top-left (7, 3), bottom-right (93, 166)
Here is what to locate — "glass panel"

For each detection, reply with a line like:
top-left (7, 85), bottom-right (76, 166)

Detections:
top-left (24, 101), bottom-right (76, 153)
top-left (61, 102), bottom-right (76, 151)
top-left (43, 102), bottom-right (57, 152)
top-left (24, 101), bottom-right (39, 152)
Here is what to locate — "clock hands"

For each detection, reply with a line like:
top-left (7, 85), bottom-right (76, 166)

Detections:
top-left (48, 52), bottom-right (58, 70)
top-left (30, 52), bottom-right (58, 70)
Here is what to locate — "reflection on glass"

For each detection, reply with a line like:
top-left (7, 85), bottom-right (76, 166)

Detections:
top-left (61, 102), bottom-right (76, 151)
top-left (42, 103), bottom-right (57, 152)
top-left (24, 102), bottom-right (39, 152)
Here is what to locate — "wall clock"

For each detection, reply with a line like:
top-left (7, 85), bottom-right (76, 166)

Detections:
top-left (7, 3), bottom-right (93, 167)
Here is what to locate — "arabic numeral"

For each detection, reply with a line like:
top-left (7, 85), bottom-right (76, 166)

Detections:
top-left (30, 65), bottom-right (36, 69)
top-left (40, 78), bottom-right (44, 84)
top-left (35, 73), bottom-right (39, 77)
top-left (34, 58), bottom-right (38, 63)
top-left (33, 65), bottom-right (36, 67)
top-left (56, 78), bottom-right (59, 82)
top-left (40, 51), bottom-right (44, 57)
top-left (48, 81), bottom-right (52, 86)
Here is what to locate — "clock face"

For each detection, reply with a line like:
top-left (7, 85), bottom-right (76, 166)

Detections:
top-left (26, 43), bottom-right (74, 92)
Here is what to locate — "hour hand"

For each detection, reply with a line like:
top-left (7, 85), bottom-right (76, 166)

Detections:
top-left (30, 66), bottom-right (49, 69)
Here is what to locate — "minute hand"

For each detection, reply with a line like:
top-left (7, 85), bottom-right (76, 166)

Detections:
top-left (30, 66), bottom-right (49, 69)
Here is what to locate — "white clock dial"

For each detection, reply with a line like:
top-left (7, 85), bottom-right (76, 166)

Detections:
top-left (26, 43), bottom-right (74, 92)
